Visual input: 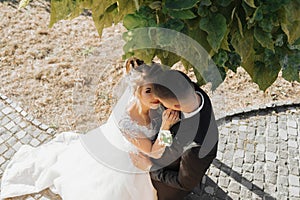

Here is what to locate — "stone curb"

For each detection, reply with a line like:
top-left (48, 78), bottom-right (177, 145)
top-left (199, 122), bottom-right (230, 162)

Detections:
top-left (216, 100), bottom-right (300, 125)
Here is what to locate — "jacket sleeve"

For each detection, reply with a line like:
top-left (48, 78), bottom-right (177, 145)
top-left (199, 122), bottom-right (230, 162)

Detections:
top-left (150, 144), bottom-right (217, 191)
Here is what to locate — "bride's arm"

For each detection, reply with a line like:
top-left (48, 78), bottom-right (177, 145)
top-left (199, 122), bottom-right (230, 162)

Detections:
top-left (124, 109), bottom-right (179, 159)
top-left (125, 136), bottom-right (165, 159)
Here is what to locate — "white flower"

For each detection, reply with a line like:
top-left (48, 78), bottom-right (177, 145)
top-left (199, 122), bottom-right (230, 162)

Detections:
top-left (158, 130), bottom-right (173, 147)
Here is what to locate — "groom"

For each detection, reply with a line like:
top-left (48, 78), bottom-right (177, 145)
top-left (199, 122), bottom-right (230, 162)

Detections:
top-left (132, 69), bottom-right (219, 200)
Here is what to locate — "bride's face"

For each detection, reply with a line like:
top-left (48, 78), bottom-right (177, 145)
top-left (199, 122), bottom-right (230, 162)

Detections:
top-left (137, 84), bottom-right (160, 109)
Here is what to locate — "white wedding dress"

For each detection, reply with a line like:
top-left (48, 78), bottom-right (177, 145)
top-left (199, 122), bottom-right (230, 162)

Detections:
top-left (0, 88), bottom-right (158, 200)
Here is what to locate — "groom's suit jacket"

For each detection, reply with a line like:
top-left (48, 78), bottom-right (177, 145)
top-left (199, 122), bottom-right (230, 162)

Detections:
top-left (150, 76), bottom-right (219, 200)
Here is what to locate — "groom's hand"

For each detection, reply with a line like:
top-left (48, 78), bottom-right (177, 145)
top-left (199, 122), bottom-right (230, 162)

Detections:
top-left (129, 152), bottom-right (152, 171)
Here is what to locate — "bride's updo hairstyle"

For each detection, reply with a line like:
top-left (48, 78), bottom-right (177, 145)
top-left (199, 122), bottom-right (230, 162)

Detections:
top-left (125, 57), bottom-right (162, 96)
top-left (124, 57), bottom-right (162, 111)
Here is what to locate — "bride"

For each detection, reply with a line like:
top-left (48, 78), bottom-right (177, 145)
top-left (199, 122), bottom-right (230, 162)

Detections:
top-left (0, 58), bottom-right (179, 200)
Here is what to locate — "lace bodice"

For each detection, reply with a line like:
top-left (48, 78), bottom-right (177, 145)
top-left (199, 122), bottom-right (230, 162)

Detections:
top-left (118, 112), bottom-right (157, 141)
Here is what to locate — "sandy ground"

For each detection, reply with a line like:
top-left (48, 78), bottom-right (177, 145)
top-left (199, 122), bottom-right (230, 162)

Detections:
top-left (1, 0), bottom-right (300, 133)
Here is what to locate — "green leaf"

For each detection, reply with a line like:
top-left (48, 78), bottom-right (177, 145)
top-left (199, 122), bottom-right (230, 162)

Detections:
top-left (231, 28), bottom-right (255, 76)
top-left (199, 13), bottom-right (227, 52)
top-left (156, 50), bottom-right (181, 67)
top-left (242, 48), bottom-right (256, 79)
top-left (116, 0), bottom-right (145, 22)
top-left (181, 58), bottom-right (194, 71)
top-left (123, 6), bottom-right (157, 29)
top-left (243, 0), bottom-right (256, 8)
top-left (258, 15), bottom-right (274, 33)
top-left (182, 59), bottom-right (207, 86)
top-left (122, 29), bottom-right (153, 53)
top-left (123, 27), bottom-right (170, 63)
top-left (50, 0), bottom-right (139, 37)
top-left (214, 1), bottom-right (236, 23)
top-left (192, 65), bottom-right (206, 86)
top-left (249, 5), bottom-right (263, 25)
top-left (216, 0), bottom-right (233, 7)
top-left (123, 14), bottom-right (148, 29)
top-left (230, 6), bottom-right (236, 24)
top-left (197, 5), bottom-right (209, 17)
top-left (279, 1), bottom-right (300, 44)
top-left (280, 50), bottom-right (300, 82)
top-left (254, 27), bottom-right (274, 51)
top-left (294, 38), bottom-right (300, 45)
top-left (169, 9), bottom-right (197, 19)
top-left (148, 1), bottom-right (162, 10)
top-left (252, 60), bottom-right (281, 91)
top-left (252, 49), bottom-right (282, 90)
top-left (288, 38), bottom-right (300, 50)
top-left (220, 28), bottom-right (230, 51)
top-left (161, 18), bottom-right (185, 31)
top-left (226, 51), bottom-right (241, 73)
top-left (92, 3), bottom-right (119, 36)
top-left (242, 1), bottom-right (255, 19)
top-left (235, 13), bottom-right (244, 37)
top-left (281, 20), bottom-right (300, 46)
top-left (271, 13), bottom-right (280, 27)
top-left (134, 5), bottom-right (156, 19)
top-left (93, 0), bottom-right (137, 37)
top-left (212, 49), bottom-right (228, 67)
top-left (200, 0), bottom-right (212, 6)
top-left (282, 63), bottom-right (300, 82)
top-left (122, 28), bottom-right (156, 63)
top-left (275, 34), bottom-right (285, 47)
top-left (210, 5), bottom-right (218, 13)
top-left (132, 49), bottom-right (156, 63)
top-left (183, 24), bottom-right (212, 53)
top-left (49, 0), bottom-right (83, 27)
top-left (49, 0), bottom-right (96, 27)
top-left (149, 26), bottom-right (184, 48)
top-left (182, 59), bottom-right (225, 89)
top-left (165, 0), bottom-right (200, 10)
top-left (263, 0), bottom-right (291, 12)
top-left (122, 48), bottom-right (156, 64)
top-left (106, 2), bottom-right (117, 12)
top-left (253, 6), bottom-right (263, 21)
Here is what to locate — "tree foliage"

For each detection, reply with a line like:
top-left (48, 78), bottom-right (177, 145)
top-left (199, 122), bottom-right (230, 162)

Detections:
top-left (44, 0), bottom-right (300, 90)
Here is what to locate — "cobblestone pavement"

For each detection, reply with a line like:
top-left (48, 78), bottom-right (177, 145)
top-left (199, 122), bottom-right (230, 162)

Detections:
top-left (191, 105), bottom-right (300, 200)
top-left (0, 94), bottom-right (300, 200)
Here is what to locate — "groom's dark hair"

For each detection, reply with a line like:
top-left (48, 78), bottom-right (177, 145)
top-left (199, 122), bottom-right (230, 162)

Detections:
top-left (151, 70), bottom-right (195, 101)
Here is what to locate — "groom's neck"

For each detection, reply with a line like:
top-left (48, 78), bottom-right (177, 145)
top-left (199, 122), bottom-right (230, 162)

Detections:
top-left (180, 92), bottom-right (201, 113)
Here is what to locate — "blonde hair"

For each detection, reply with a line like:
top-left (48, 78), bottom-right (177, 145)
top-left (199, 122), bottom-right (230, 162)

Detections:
top-left (124, 58), bottom-right (162, 113)
top-left (124, 57), bottom-right (155, 93)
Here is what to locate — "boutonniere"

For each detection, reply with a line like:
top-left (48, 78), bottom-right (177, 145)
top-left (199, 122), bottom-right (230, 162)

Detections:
top-left (158, 130), bottom-right (173, 147)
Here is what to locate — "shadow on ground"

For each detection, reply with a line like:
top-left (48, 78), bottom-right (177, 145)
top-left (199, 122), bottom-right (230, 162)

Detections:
top-left (186, 159), bottom-right (277, 200)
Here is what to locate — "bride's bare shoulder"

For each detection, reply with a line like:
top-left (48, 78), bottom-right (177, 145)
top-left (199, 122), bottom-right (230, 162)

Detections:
top-left (127, 104), bottom-right (150, 127)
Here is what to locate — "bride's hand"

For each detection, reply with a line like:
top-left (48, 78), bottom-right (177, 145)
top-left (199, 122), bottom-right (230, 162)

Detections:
top-left (129, 152), bottom-right (152, 171)
top-left (160, 109), bottom-right (180, 130)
